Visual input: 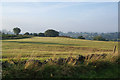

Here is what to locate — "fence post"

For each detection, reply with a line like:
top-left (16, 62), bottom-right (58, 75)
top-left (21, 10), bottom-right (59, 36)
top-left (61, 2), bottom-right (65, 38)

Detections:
top-left (113, 45), bottom-right (116, 53)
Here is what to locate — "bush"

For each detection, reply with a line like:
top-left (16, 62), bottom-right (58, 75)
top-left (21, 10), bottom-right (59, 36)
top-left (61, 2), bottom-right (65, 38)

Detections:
top-left (44, 29), bottom-right (59, 37)
top-left (2, 34), bottom-right (32, 40)
top-left (24, 32), bottom-right (29, 35)
top-left (38, 33), bottom-right (45, 37)
top-left (78, 36), bottom-right (85, 39)
top-left (93, 36), bottom-right (106, 41)
top-left (33, 33), bottom-right (38, 36)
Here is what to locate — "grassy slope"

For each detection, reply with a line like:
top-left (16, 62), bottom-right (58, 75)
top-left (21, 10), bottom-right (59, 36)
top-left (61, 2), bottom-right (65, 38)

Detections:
top-left (2, 37), bottom-right (119, 78)
top-left (2, 37), bottom-right (118, 61)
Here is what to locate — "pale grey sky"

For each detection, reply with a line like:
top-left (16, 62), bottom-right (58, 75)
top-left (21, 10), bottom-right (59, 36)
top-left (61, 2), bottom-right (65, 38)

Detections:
top-left (1, 2), bottom-right (118, 33)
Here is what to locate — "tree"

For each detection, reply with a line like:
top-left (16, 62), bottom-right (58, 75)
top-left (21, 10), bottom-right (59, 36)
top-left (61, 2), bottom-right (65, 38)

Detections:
top-left (93, 36), bottom-right (106, 41)
top-left (24, 32), bottom-right (29, 35)
top-left (78, 36), bottom-right (85, 39)
top-left (33, 33), bottom-right (38, 36)
top-left (38, 33), bottom-right (45, 37)
top-left (13, 27), bottom-right (21, 35)
top-left (44, 29), bottom-right (59, 37)
top-left (29, 33), bottom-right (33, 35)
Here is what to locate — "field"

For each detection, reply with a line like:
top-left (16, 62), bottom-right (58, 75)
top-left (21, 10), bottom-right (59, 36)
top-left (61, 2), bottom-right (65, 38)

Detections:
top-left (2, 37), bottom-right (120, 79)
top-left (2, 37), bottom-right (118, 61)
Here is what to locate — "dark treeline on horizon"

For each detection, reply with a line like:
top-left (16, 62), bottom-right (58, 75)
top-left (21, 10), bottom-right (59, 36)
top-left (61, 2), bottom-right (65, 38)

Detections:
top-left (0, 29), bottom-right (119, 41)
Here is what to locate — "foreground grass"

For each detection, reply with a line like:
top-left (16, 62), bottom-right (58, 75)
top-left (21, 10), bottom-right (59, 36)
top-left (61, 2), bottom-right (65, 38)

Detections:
top-left (2, 53), bottom-right (120, 79)
top-left (3, 63), bottom-right (119, 78)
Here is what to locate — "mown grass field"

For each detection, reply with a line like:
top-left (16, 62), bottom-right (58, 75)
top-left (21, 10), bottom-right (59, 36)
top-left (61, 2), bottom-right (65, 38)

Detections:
top-left (2, 37), bottom-right (120, 79)
top-left (2, 37), bottom-right (118, 61)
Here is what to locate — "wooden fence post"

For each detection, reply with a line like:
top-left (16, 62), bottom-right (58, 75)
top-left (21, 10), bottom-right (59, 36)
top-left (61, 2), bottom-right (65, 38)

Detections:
top-left (113, 45), bottom-right (116, 53)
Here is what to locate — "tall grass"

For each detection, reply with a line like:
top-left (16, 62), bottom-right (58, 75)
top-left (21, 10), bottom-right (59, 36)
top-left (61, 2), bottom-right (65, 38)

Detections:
top-left (2, 52), bottom-right (120, 78)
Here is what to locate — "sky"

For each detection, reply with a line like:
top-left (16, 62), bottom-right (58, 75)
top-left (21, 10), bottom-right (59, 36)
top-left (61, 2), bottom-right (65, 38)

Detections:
top-left (1, 0), bottom-right (119, 2)
top-left (1, 2), bottom-right (118, 33)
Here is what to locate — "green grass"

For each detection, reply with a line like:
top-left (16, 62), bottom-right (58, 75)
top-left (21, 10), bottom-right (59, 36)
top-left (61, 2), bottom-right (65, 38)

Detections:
top-left (2, 37), bottom-right (119, 79)
top-left (2, 37), bottom-right (118, 61)
top-left (2, 56), bottom-right (120, 79)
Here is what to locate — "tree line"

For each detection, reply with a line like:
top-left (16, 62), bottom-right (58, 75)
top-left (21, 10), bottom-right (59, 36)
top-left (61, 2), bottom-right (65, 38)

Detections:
top-left (12, 27), bottom-right (59, 37)
top-left (0, 27), bottom-right (119, 41)
top-left (59, 31), bottom-right (119, 41)
top-left (1, 27), bottom-right (59, 39)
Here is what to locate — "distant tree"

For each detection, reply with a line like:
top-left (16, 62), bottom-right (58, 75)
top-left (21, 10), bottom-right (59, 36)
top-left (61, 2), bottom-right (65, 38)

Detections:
top-left (29, 33), bottom-right (33, 35)
top-left (78, 36), bottom-right (85, 39)
top-left (24, 32), bottom-right (29, 35)
top-left (2, 32), bottom-right (5, 35)
top-left (33, 33), bottom-right (38, 36)
top-left (59, 31), bottom-right (118, 41)
top-left (44, 29), bottom-right (59, 37)
top-left (13, 27), bottom-right (21, 35)
top-left (38, 33), bottom-right (45, 37)
top-left (93, 36), bottom-right (106, 41)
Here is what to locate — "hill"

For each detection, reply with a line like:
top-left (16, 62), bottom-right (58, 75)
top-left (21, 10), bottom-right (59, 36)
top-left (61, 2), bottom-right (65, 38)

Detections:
top-left (2, 37), bottom-right (118, 61)
top-left (2, 37), bottom-right (119, 78)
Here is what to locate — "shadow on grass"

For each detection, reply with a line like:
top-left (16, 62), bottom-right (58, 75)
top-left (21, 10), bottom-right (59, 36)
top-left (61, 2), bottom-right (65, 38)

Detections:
top-left (4, 41), bottom-right (80, 46)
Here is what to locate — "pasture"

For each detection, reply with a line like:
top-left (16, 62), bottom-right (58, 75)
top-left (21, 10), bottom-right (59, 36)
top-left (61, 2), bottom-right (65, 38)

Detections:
top-left (2, 37), bottom-right (120, 78)
top-left (2, 37), bottom-right (118, 61)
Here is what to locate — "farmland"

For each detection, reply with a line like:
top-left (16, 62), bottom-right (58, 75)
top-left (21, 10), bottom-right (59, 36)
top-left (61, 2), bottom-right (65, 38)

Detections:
top-left (2, 37), bottom-right (120, 79)
top-left (2, 37), bottom-right (118, 61)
